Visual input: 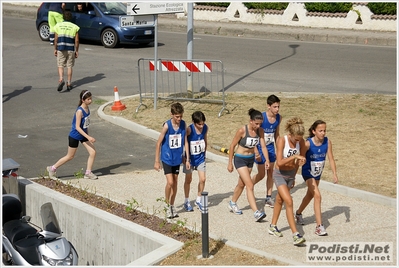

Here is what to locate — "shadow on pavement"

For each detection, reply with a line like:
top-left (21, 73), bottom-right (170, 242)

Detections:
top-left (2, 86), bottom-right (32, 103)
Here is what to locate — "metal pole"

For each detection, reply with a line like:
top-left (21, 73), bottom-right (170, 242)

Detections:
top-left (201, 191), bottom-right (209, 258)
top-left (154, 15), bottom-right (158, 110)
top-left (187, 3), bottom-right (193, 97)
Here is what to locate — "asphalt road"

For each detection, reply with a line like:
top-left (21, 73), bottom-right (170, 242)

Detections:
top-left (2, 16), bottom-right (397, 178)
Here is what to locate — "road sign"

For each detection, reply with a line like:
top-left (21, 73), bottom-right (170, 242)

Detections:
top-left (127, 2), bottom-right (185, 15)
top-left (119, 15), bottom-right (156, 27)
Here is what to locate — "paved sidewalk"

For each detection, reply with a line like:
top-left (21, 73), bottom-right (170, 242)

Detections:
top-left (56, 99), bottom-right (397, 266)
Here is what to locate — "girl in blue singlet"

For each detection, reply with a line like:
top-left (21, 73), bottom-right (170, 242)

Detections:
top-left (47, 89), bottom-right (98, 180)
top-left (295, 120), bottom-right (338, 236)
top-left (227, 108), bottom-right (270, 222)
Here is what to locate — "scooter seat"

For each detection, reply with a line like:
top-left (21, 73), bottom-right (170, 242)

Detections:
top-left (3, 219), bottom-right (38, 245)
top-left (2, 194), bottom-right (22, 225)
top-left (14, 237), bottom-right (44, 265)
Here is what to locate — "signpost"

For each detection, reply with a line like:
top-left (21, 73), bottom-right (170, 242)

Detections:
top-left (127, 2), bottom-right (185, 109)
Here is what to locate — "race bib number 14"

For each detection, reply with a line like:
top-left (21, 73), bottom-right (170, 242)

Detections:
top-left (169, 134), bottom-right (182, 149)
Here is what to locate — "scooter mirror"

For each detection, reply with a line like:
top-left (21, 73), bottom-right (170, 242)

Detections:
top-left (21, 216), bottom-right (31, 223)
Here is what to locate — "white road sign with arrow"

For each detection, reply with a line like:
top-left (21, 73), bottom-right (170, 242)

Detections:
top-left (127, 2), bottom-right (185, 15)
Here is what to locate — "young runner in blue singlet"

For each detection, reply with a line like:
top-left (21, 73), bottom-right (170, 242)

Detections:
top-left (252, 95), bottom-right (282, 208)
top-left (182, 111), bottom-right (208, 212)
top-left (47, 89), bottom-right (98, 180)
top-left (295, 120), bottom-right (338, 236)
top-left (154, 103), bottom-right (190, 219)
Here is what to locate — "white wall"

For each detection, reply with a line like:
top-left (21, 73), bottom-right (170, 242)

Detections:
top-left (180, 2), bottom-right (397, 32)
top-left (5, 2), bottom-right (396, 31)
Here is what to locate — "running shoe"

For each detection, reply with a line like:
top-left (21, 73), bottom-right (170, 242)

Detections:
top-left (84, 172), bottom-right (98, 180)
top-left (315, 224), bottom-right (328, 236)
top-left (166, 206), bottom-right (173, 219)
top-left (46, 166), bottom-right (57, 179)
top-left (57, 80), bottom-right (65, 92)
top-left (171, 205), bottom-right (179, 218)
top-left (195, 200), bottom-right (204, 212)
top-left (265, 197), bottom-right (275, 208)
top-left (66, 84), bottom-right (72, 91)
top-left (295, 213), bottom-right (305, 225)
top-left (293, 232), bottom-right (306, 245)
top-left (268, 224), bottom-right (283, 237)
top-left (228, 201), bottom-right (242, 215)
top-left (254, 210), bottom-right (266, 222)
top-left (183, 201), bottom-right (194, 212)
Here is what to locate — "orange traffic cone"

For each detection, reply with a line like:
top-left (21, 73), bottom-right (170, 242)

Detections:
top-left (111, 86), bottom-right (126, 111)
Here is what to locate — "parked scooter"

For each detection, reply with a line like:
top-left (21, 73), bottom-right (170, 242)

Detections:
top-left (2, 194), bottom-right (78, 265)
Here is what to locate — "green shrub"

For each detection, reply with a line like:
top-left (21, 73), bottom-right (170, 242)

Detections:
top-left (243, 2), bottom-right (289, 10)
top-left (367, 2), bottom-right (396, 15)
top-left (304, 2), bottom-right (353, 13)
top-left (194, 2), bottom-right (230, 8)
top-left (194, 2), bottom-right (397, 15)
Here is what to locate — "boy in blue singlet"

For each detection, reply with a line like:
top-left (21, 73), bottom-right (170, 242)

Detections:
top-left (252, 94), bottom-right (282, 208)
top-left (182, 111), bottom-right (208, 212)
top-left (295, 120), bottom-right (338, 236)
top-left (154, 103), bottom-right (190, 219)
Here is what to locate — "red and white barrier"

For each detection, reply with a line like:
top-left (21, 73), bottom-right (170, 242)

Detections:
top-left (149, 60), bottom-right (212, 72)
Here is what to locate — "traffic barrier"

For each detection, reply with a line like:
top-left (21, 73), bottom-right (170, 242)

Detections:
top-left (136, 58), bottom-right (229, 117)
top-left (149, 60), bottom-right (212, 73)
top-left (111, 86), bottom-right (126, 111)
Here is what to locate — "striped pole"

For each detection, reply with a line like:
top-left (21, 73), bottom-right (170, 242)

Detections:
top-left (211, 145), bottom-right (229, 154)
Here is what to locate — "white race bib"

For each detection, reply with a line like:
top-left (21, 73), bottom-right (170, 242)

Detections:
top-left (310, 161), bottom-right (325, 177)
top-left (245, 137), bottom-right (259, 148)
top-left (264, 132), bottom-right (274, 145)
top-left (190, 139), bottom-right (205, 155)
top-left (169, 134), bottom-right (182, 149)
top-left (83, 116), bottom-right (90, 129)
